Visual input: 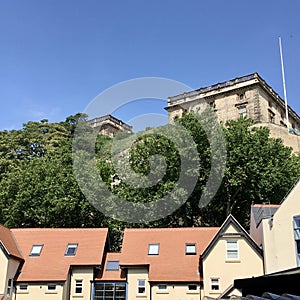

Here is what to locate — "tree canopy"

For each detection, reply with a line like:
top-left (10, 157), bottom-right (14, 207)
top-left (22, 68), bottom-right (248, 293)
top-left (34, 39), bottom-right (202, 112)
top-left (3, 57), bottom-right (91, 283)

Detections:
top-left (0, 113), bottom-right (299, 249)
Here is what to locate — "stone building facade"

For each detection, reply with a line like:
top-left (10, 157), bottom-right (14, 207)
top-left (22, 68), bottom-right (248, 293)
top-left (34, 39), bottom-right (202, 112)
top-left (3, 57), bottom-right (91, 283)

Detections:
top-left (88, 114), bottom-right (132, 138)
top-left (166, 73), bottom-right (300, 151)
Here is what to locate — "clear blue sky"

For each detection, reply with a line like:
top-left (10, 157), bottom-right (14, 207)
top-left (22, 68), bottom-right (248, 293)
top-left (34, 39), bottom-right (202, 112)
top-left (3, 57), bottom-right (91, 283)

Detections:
top-left (1, 0), bottom-right (300, 131)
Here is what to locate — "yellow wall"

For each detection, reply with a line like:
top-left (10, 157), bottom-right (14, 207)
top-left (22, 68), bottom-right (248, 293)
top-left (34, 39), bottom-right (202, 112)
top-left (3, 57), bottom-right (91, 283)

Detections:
top-left (151, 283), bottom-right (201, 300)
top-left (70, 267), bottom-right (94, 300)
top-left (202, 224), bottom-right (264, 298)
top-left (15, 283), bottom-right (64, 300)
top-left (127, 268), bottom-right (150, 300)
top-left (0, 251), bottom-right (21, 300)
top-left (262, 181), bottom-right (300, 274)
top-left (0, 249), bottom-right (9, 295)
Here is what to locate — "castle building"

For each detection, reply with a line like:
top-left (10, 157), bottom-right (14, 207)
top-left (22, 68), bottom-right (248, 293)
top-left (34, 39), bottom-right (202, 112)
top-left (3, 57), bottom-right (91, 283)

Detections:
top-left (88, 115), bottom-right (132, 138)
top-left (166, 73), bottom-right (300, 151)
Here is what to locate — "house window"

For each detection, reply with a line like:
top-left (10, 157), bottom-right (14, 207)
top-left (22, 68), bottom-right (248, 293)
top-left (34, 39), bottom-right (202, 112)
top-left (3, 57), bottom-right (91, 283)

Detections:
top-left (158, 284), bottom-right (168, 291)
top-left (185, 243), bottom-right (196, 255)
top-left (47, 284), bottom-right (56, 291)
top-left (137, 279), bottom-right (146, 294)
top-left (239, 107), bottom-right (247, 118)
top-left (148, 243), bottom-right (159, 255)
top-left (65, 244), bottom-right (78, 256)
top-left (294, 217), bottom-right (300, 265)
top-left (106, 260), bottom-right (120, 271)
top-left (226, 240), bottom-right (238, 260)
top-left (94, 282), bottom-right (126, 300)
top-left (188, 284), bottom-right (197, 291)
top-left (75, 280), bottom-right (83, 294)
top-left (210, 278), bottom-right (220, 291)
top-left (7, 279), bottom-right (13, 296)
top-left (19, 284), bottom-right (28, 291)
top-left (30, 244), bottom-right (43, 256)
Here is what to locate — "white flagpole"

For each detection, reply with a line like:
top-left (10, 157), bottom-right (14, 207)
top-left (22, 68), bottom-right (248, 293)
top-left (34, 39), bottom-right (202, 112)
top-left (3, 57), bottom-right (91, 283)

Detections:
top-left (279, 36), bottom-right (290, 132)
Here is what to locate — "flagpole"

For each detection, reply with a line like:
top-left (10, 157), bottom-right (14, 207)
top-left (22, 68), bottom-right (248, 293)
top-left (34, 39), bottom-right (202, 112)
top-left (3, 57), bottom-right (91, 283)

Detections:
top-left (279, 36), bottom-right (290, 132)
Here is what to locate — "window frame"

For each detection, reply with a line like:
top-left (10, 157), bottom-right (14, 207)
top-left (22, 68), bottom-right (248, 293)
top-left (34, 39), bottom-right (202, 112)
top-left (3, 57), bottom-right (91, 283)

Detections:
top-left (148, 243), bottom-right (160, 255)
top-left (29, 244), bottom-right (43, 256)
top-left (65, 243), bottom-right (78, 256)
top-left (137, 279), bottom-right (146, 295)
top-left (294, 216), bottom-right (300, 265)
top-left (187, 284), bottom-right (198, 291)
top-left (47, 284), bottom-right (57, 291)
top-left (226, 240), bottom-right (239, 260)
top-left (106, 260), bottom-right (120, 271)
top-left (157, 284), bottom-right (168, 291)
top-left (239, 106), bottom-right (247, 118)
top-left (74, 279), bottom-right (83, 294)
top-left (185, 243), bottom-right (197, 255)
top-left (18, 284), bottom-right (28, 291)
top-left (210, 278), bottom-right (220, 291)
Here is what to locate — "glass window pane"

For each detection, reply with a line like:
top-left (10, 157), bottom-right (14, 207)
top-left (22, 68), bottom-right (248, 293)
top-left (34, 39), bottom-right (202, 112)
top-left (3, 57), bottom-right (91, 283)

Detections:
top-left (148, 244), bottom-right (159, 255)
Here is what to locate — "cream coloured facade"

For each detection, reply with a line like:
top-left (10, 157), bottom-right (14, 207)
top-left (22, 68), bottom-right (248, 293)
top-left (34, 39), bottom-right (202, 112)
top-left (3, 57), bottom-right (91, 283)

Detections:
top-left (14, 283), bottom-right (65, 300)
top-left (166, 73), bottom-right (300, 151)
top-left (126, 268), bottom-right (150, 300)
top-left (201, 216), bottom-right (264, 299)
top-left (69, 267), bottom-right (94, 300)
top-left (251, 179), bottom-right (300, 274)
top-left (151, 283), bottom-right (201, 300)
top-left (0, 251), bottom-right (21, 300)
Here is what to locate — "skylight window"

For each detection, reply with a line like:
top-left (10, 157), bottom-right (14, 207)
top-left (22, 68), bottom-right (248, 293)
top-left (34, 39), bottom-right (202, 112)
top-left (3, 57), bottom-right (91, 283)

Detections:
top-left (65, 243), bottom-right (78, 256)
top-left (106, 260), bottom-right (120, 271)
top-left (30, 244), bottom-right (43, 256)
top-left (185, 243), bottom-right (196, 255)
top-left (148, 244), bottom-right (159, 255)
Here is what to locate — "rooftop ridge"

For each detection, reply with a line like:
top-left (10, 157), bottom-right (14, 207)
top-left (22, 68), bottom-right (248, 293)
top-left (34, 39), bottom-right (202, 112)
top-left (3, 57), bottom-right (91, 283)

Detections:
top-left (11, 227), bottom-right (108, 231)
top-left (124, 227), bottom-right (220, 232)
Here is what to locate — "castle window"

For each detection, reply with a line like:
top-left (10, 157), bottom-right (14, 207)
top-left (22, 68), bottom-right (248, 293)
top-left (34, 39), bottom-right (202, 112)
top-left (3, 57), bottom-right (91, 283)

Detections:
top-left (239, 93), bottom-right (244, 100)
top-left (239, 107), bottom-right (247, 118)
top-left (269, 110), bottom-right (275, 123)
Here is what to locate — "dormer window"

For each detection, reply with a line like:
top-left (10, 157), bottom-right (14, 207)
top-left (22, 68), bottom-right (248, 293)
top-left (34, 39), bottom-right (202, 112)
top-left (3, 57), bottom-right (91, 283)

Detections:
top-left (185, 243), bottom-right (196, 255)
top-left (106, 260), bottom-right (120, 271)
top-left (30, 244), bottom-right (43, 256)
top-left (148, 243), bottom-right (159, 255)
top-left (65, 243), bottom-right (78, 256)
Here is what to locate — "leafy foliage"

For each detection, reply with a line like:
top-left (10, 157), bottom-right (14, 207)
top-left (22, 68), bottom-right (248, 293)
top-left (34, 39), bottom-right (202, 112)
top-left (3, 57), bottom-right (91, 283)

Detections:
top-left (0, 113), bottom-right (299, 249)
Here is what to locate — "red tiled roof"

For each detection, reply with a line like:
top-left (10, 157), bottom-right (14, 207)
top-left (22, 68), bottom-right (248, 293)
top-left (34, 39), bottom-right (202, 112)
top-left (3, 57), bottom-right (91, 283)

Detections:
top-left (120, 227), bottom-right (219, 282)
top-left (96, 252), bottom-right (126, 281)
top-left (11, 228), bottom-right (108, 282)
top-left (0, 225), bottom-right (23, 260)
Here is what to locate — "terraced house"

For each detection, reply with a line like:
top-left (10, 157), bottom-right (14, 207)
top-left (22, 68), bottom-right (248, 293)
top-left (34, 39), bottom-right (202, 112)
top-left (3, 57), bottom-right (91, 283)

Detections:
top-left (0, 215), bottom-right (266, 300)
top-left (3, 176), bottom-right (300, 300)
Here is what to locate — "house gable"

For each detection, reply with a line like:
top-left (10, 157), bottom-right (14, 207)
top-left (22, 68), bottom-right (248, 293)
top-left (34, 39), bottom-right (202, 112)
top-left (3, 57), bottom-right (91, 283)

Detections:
top-left (201, 215), bottom-right (264, 298)
top-left (202, 215), bottom-right (262, 260)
